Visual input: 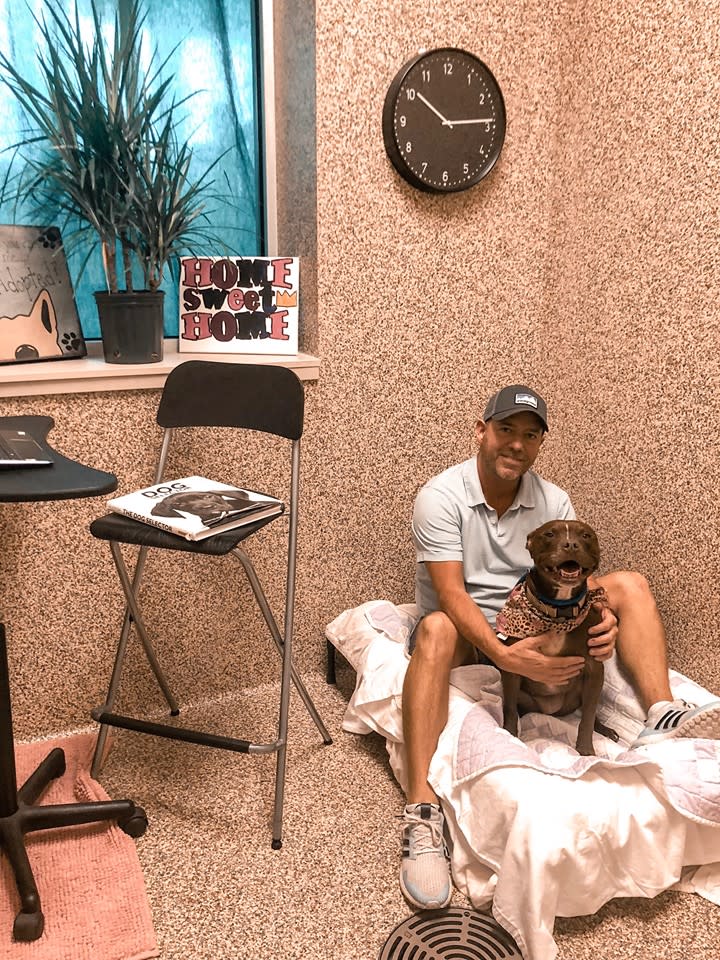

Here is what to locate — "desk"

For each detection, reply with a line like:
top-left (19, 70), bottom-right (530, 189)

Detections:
top-left (0, 416), bottom-right (147, 942)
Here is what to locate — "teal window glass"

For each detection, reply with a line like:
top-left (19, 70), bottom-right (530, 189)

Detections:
top-left (0, 0), bottom-right (264, 339)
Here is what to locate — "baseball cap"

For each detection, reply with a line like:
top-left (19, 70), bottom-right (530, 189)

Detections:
top-left (483, 385), bottom-right (549, 431)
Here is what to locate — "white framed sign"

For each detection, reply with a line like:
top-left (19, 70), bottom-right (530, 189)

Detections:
top-left (178, 256), bottom-right (298, 355)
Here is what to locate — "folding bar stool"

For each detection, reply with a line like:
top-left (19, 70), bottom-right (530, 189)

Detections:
top-left (89, 360), bottom-right (332, 848)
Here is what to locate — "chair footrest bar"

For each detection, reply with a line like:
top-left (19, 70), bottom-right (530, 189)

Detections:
top-left (91, 708), bottom-right (281, 755)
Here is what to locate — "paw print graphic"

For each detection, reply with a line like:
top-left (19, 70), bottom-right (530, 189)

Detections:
top-left (60, 331), bottom-right (84, 353)
top-left (37, 226), bottom-right (62, 249)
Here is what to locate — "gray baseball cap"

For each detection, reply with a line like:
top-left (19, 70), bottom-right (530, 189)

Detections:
top-left (483, 385), bottom-right (549, 431)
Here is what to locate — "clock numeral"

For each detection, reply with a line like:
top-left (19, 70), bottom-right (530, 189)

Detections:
top-left (442, 170), bottom-right (449, 183)
top-left (443, 62), bottom-right (453, 75)
top-left (467, 72), bottom-right (472, 85)
top-left (479, 93), bottom-right (485, 104)
top-left (463, 163), bottom-right (469, 175)
top-left (406, 88), bottom-right (416, 100)
top-left (421, 162), bottom-right (428, 174)
top-left (405, 141), bottom-right (412, 154)
top-left (421, 68), bottom-right (430, 82)
top-left (400, 115), bottom-right (407, 127)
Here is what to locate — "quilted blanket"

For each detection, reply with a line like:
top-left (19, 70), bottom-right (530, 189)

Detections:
top-left (326, 600), bottom-right (720, 960)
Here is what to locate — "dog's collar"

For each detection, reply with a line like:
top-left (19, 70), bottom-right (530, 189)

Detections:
top-left (520, 572), bottom-right (590, 620)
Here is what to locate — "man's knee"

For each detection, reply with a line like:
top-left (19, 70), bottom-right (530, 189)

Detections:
top-left (599, 570), bottom-right (655, 610)
top-left (412, 612), bottom-right (461, 664)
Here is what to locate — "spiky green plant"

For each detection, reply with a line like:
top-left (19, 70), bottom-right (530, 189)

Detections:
top-left (0, 0), bottom-right (228, 293)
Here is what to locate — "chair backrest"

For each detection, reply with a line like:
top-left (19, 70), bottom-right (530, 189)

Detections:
top-left (156, 361), bottom-right (304, 440)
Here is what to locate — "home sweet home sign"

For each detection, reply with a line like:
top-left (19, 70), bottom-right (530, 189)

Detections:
top-left (178, 256), bottom-right (299, 355)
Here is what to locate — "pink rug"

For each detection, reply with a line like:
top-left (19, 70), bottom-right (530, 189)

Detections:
top-left (0, 733), bottom-right (158, 960)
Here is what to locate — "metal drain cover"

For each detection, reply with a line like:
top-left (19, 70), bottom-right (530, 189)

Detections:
top-left (379, 908), bottom-right (522, 960)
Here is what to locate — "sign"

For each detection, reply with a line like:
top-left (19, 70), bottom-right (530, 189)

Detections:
top-left (178, 256), bottom-right (299, 355)
top-left (0, 225), bottom-right (86, 364)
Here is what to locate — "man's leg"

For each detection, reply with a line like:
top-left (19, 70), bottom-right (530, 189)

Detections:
top-left (399, 611), bottom-right (475, 909)
top-left (403, 611), bottom-right (474, 801)
top-left (598, 570), bottom-right (720, 745)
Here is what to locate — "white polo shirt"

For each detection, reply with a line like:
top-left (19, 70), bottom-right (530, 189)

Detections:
top-left (412, 457), bottom-right (575, 626)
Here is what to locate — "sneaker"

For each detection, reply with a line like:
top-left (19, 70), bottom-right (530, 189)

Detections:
top-left (399, 802), bottom-right (452, 910)
top-left (631, 699), bottom-right (720, 747)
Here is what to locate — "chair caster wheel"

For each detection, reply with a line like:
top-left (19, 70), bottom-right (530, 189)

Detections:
top-left (271, 838), bottom-right (282, 850)
top-left (119, 805), bottom-right (148, 838)
top-left (14, 910), bottom-right (44, 942)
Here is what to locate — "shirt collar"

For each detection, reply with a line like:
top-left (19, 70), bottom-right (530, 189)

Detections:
top-left (463, 458), bottom-right (537, 511)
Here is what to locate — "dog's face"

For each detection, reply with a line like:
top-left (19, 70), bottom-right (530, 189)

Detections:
top-left (150, 489), bottom-right (254, 521)
top-left (526, 520), bottom-right (600, 592)
top-left (0, 289), bottom-right (63, 361)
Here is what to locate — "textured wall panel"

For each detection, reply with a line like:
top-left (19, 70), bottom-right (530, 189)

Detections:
top-left (2, 0), bottom-right (718, 738)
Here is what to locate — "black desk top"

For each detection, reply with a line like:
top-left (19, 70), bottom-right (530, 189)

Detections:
top-left (0, 416), bottom-right (117, 503)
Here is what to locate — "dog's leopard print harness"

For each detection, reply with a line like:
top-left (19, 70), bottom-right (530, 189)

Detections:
top-left (496, 577), bottom-right (608, 639)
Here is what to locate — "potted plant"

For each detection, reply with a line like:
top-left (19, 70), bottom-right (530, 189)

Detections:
top-left (0, 0), bottom-right (228, 363)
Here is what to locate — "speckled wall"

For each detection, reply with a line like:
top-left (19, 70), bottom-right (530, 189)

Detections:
top-left (1, 0), bottom-right (718, 741)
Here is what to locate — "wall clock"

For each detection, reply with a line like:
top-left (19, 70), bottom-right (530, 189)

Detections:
top-left (382, 47), bottom-right (506, 193)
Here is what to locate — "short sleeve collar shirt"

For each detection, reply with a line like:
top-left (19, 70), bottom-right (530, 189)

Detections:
top-left (412, 457), bottom-right (575, 626)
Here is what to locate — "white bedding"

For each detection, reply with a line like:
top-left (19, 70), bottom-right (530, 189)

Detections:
top-left (326, 599), bottom-right (720, 960)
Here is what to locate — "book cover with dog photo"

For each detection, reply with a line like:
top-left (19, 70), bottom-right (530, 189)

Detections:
top-left (107, 476), bottom-right (284, 541)
top-left (0, 225), bottom-right (86, 364)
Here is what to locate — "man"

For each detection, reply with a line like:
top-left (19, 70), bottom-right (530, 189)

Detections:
top-left (400, 384), bottom-right (720, 911)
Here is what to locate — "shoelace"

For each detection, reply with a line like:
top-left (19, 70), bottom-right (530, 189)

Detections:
top-left (401, 809), bottom-right (447, 857)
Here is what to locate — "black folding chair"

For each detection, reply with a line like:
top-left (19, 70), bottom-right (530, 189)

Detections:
top-left (89, 360), bottom-right (332, 848)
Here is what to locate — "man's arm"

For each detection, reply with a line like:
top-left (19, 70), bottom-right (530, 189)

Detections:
top-left (426, 560), bottom-right (586, 684)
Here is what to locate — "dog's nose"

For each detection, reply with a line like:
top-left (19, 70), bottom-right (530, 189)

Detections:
top-left (15, 344), bottom-right (40, 360)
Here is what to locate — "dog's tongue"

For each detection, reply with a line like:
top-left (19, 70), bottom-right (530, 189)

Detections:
top-left (559, 561), bottom-right (582, 580)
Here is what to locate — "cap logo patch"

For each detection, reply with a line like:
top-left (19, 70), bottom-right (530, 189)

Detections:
top-left (515, 392), bottom-right (538, 408)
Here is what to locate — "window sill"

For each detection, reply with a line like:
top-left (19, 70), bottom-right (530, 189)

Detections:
top-left (0, 340), bottom-right (320, 398)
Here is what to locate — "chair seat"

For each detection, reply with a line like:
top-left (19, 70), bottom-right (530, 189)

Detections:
top-left (90, 510), bottom-right (282, 555)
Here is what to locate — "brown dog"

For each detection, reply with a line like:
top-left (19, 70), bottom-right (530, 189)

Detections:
top-left (496, 519), bottom-right (616, 756)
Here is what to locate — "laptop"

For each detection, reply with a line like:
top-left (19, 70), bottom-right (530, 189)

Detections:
top-left (0, 428), bottom-right (53, 466)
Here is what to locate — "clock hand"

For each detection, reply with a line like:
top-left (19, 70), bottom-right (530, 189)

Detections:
top-left (416, 92), bottom-right (453, 127)
top-left (445, 118), bottom-right (494, 125)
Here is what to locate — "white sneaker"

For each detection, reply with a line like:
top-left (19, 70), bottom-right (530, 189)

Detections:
top-left (399, 802), bottom-right (452, 910)
top-left (631, 699), bottom-right (720, 747)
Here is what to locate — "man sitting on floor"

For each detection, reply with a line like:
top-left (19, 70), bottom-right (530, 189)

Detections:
top-left (400, 384), bottom-right (720, 910)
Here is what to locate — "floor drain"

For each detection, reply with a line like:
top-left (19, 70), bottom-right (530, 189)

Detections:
top-left (379, 907), bottom-right (522, 960)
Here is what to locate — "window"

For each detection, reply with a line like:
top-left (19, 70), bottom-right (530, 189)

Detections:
top-left (0, 0), bottom-right (266, 339)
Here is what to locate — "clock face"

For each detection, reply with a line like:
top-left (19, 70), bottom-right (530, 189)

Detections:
top-left (382, 48), bottom-right (506, 193)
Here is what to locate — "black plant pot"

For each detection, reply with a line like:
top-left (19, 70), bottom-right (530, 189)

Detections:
top-left (94, 290), bottom-right (165, 364)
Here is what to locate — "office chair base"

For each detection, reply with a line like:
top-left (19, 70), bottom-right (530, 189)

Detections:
top-left (13, 909), bottom-right (43, 942)
top-left (0, 747), bottom-right (147, 943)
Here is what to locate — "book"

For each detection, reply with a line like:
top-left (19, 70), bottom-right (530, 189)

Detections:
top-left (107, 476), bottom-right (284, 541)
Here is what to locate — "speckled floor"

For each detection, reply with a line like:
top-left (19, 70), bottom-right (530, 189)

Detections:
top-left (92, 662), bottom-right (720, 960)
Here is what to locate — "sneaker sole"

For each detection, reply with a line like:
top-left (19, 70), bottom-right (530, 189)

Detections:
top-left (399, 873), bottom-right (452, 911)
top-left (632, 703), bottom-right (720, 747)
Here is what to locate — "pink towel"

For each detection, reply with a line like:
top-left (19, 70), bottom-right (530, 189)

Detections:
top-left (0, 733), bottom-right (158, 960)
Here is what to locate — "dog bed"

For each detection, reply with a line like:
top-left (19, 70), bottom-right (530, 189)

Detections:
top-left (326, 599), bottom-right (720, 960)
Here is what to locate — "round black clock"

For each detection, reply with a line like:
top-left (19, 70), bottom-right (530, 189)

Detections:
top-left (382, 47), bottom-right (506, 193)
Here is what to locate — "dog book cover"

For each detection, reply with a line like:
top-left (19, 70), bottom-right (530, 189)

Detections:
top-left (107, 476), bottom-right (284, 541)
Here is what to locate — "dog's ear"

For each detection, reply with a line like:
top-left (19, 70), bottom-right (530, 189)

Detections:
top-left (223, 493), bottom-right (253, 510)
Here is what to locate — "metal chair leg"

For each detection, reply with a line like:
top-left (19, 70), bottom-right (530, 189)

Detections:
top-left (232, 547), bottom-right (332, 746)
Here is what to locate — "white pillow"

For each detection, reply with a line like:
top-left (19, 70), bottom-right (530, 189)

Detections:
top-left (325, 599), bottom-right (420, 670)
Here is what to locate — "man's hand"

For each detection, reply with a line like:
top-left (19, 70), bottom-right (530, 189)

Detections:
top-left (586, 603), bottom-right (617, 661)
top-left (499, 632), bottom-right (585, 684)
